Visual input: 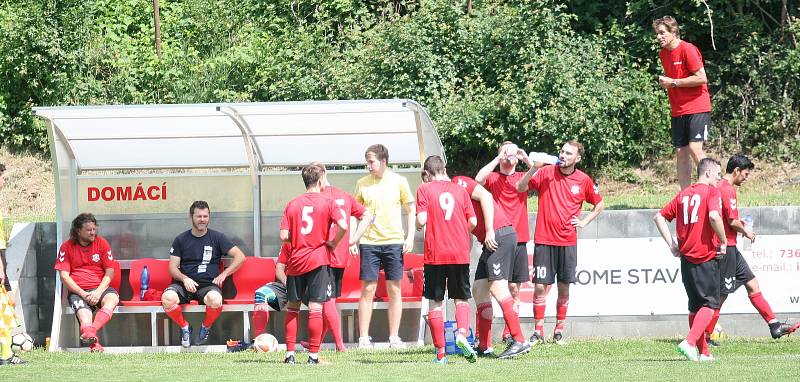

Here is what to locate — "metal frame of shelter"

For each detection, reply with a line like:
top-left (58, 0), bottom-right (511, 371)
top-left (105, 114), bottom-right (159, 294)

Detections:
top-left (33, 99), bottom-right (446, 351)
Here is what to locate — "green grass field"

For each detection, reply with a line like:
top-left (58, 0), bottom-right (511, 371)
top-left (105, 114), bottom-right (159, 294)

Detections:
top-left (4, 337), bottom-right (800, 381)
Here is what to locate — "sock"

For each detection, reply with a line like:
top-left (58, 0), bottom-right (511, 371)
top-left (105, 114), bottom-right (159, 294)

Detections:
top-left (428, 310), bottom-right (445, 358)
top-left (203, 305), bottom-right (223, 328)
top-left (554, 322), bottom-right (565, 334)
top-left (455, 301), bottom-right (471, 336)
top-left (476, 303), bottom-right (493, 350)
top-left (749, 292), bottom-right (776, 323)
top-left (164, 304), bottom-right (188, 328)
top-left (0, 329), bottom-right (12, 359)
top-left (92, 308), bottom-right (113, 331)
top-left (323, 298), bottom-right (345, 350)
top-left (502, 324), bottom-right (510, 339)
top-left (705, 309), bottom-right (720, 336)
top-left (556, 296), bottom-right (569, 322)
top-left (533, 294), bottom-right (546, 332)
top-left (253, 303), bottom-right (270, 337)
top-left (687, 307), bottom-right (713, 346)
top-left (285, 308), bottom-right (299, 353)
top-left (499, 297), bottom-right (524, 342)
top-left (308, 308), bottom-right (323, 354)
top-left (697, 331), bottom-right (709, 356)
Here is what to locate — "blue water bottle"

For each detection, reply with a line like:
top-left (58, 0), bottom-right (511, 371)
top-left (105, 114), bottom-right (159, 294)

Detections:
top-left (140, 266), bottom-right (150, 299)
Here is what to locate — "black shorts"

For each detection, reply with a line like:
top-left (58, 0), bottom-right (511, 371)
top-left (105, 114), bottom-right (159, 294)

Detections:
top-left (423, 264), bottom-right (472, 301)
top-left (329, 267), bottom-right (344, 298)
top-left (1, 249), bottom-right (10, 291)
top-left (720, 246), bottom-right (756, 295)
top-left (671, 112), bottom-right (711, 148)
top-left (681, 257), bottom-right (721, 312)
top-left (475, 226), bottom-right (516, 281)
top-left (165, 282), bottom-right (222, 305)
top-left (255, 281), bottom-right (288, 311)
top-left (287, 265), bottom-right (331, 303)
top-left (359, 244), bottom-right (404, 281)
top-left (533, 244), bottom-right (578, 284)
top-left (509, 243), bottom-right (530, 283)
top-left (68, 287), bottom-right (119, 312)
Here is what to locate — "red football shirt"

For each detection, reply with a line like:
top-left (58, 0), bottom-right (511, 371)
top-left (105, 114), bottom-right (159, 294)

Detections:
top-left (277, 242), bottom-right (290, 265)
top-left (321, 185), bottom-right (366, 269)
top-left (280, 192), bottom-right (345, 276)
top-left (528, 166), bottom-right (603, 246)
top-left (660, 183), bottom-right (722, 264)
top-left (416, 180), bottom-right (476, 265)
top-left (659, 40), bottom-right (712, 117)
top-left (483, 171), bottom-right (530, 243)
top-left (53, 236), bottom-right (117, 290)
top-left (452, 176), bottom-right (512, 243)
top-left (717, 179), bottom-right (740, 246)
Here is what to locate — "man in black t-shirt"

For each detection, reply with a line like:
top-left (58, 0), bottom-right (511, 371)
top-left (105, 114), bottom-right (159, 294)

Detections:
top-left (161, 201), bottom-right (246, 347)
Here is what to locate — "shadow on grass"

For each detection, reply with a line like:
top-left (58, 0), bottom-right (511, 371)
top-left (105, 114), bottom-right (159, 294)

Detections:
top-left (654, 338), bottom-right (682, 345)
top-left (354, 358), bottom-right (425, 364)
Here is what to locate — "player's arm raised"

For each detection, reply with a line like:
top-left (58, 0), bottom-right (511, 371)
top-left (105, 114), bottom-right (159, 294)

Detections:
top-left (516, 160), bottom-right (544, 193)
top-left (169, 254), bottom-right (198, 293)
top-left (475, 154), bottom-right (501, 186)
top-left (472, 185), bottom-right (498, 251)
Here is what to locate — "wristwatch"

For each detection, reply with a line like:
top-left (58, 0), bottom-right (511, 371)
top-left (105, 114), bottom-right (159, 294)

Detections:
top-left (670, 80), bottom-right (678, 88)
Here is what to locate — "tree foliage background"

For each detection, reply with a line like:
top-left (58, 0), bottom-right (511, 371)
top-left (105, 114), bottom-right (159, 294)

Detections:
top-left (1, 0), bottom-right (798, 174)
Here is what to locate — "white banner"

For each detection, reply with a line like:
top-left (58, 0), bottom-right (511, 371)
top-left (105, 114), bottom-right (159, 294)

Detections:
top-left (503, 235), bottom-right (800, 317)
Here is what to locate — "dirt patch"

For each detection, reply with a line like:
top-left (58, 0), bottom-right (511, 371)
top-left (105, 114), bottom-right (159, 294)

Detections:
top-left (0, 147), bottom-right (56, 220)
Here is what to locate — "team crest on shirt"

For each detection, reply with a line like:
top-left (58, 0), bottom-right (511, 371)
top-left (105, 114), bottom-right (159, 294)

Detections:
top-left (92, 253), bottom-right (100, 262)
top-left (570, 185), bottom-right (580, 195)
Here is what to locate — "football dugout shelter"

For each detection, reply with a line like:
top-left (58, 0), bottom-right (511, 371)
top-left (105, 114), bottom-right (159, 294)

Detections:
top-left (33, 99), bottom-right (445, 352)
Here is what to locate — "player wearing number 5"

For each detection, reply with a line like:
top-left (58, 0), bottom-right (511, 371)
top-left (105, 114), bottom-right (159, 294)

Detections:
top-left (654, 158), bottom-right (727, 361)
top-left (280, 164), bottom-right (348, 364)
top-left (517, 140), bottom-right (604, 345)
top-left (416, 155), bottom-right (477, 363)
top-left (161, 201), bottom-right (246, 347)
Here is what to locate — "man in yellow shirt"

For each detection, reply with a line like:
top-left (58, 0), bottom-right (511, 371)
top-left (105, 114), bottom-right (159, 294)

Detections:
top-left (354, 144), bottom-right (416, 349)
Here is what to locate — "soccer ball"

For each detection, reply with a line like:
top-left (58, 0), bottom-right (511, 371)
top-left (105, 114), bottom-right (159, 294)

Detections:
top-left (710, 323), bottom-right (725, 342)
top-left (11, 332), bottom-right (34, 352)
top-left (252, 333), bottom-right (279, 353)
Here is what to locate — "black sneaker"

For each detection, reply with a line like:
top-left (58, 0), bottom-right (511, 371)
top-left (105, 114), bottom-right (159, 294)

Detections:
top-left (196, 325), bottom-right (211, 346)
top-left (226, 340), bottom-right (252, 353)
top-left (705, 335), bottom-right (720, 347)
top-left (552, 331), bottom-right (566, 346)
top-left (497, 341), bottom-right (531, 359)
top-left (769, 321), bottom-right (796, 339)
top-left (474, 345), bottom-right (495, 358)
top-left (0, 354), bottom-right (27, 365)
top-left (307, 356), bottom-right (319, 365)
top-left (502, 334), bottom-right (514, 347)
top-left (284, 354), bottom-right (296, 364)
top-left (529, 332), bottom-right (545, 345)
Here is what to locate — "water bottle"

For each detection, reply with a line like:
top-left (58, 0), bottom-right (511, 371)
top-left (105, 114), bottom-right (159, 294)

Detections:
top-left (743, 215), bottom-right (753, 251)
top-left (529, 152), bottom-right (562, 165)
top-left (140, 266), bottom-right (150, 299)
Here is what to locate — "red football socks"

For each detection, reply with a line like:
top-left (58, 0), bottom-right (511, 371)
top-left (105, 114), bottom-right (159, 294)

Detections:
top-left (476, 303), bottom-right (493, 350)
top-left (253, 303), bottom-right (270, 337)
top-left (92, 308), bottom-right (113, 331)
top-left (500, 297), bottom-right (524, 342)
top-left (455, 302), bottom-right (471, 336)
top-left (749, 292), bottom-right (776, 323)
top-left (308, 308), bottom-right (323, 353)
top-left (428, 310), bottom-right (445, 356)
top-left (705, 309), bottom-right (720, 336)
top-left (687, 307), bottom-right (713, 346)
top-left (323, 299), bottom-right (345, 350)
top-left (203, 306), bottom-right (223, 328)
top-left (556, 296), bottom-right (569, 321)
top-left (164, 304), bottom-right (188, 328)
top-left (284, 308), bottom-right (300, 352)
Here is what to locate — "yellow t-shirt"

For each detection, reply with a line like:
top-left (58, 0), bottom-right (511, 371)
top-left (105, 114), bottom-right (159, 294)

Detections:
top-left (354, 170), bottom-right (414, 245)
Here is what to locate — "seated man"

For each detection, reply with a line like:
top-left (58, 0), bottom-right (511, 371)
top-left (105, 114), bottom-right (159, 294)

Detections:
top-left (161, 201), bottom-right (246, 347)
top-left (252, 243), bottom-right (289, 339)
top-left (54, 213), bottom-right (120, 353)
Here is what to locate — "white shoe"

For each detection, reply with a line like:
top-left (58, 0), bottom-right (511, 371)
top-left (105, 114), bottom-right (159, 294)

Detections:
top-left (388, 335), bottom-right (407, 349)
top-left (358, 336), bottom-right (373, 349)
top-left (699, 354), bottom-right (715, 362)
top-left (677, 339), bottom-right (699, 361)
